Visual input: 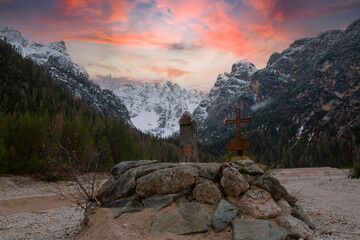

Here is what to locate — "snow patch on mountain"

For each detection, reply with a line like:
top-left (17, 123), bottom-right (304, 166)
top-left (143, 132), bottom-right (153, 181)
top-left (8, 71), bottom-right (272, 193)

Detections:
top-left (100, 80), bottom-right (206, 137)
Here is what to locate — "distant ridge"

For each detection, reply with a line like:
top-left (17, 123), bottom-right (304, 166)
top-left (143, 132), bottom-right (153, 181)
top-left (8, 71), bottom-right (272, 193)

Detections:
top-left (0, 22), bottom-right (132, 125)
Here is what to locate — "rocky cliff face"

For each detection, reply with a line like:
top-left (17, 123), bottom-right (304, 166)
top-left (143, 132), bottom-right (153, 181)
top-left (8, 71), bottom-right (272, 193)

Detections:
top-left (101, 80), bottom-right (205, 137)
top-left (197, 19), bottom-right (360, 167)
top-left (193, 60), bottom-right (257, 142)
top-left (0, 23), bottom-right (131, 124)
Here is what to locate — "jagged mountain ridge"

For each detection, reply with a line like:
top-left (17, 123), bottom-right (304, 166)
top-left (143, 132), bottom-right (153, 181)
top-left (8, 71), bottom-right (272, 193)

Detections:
top-left (193, 60), bottom-right (257, 142)
top-left (100, 80), bottom-right (205, 137)
top-left (0, 23), bottom-right (132, 125)
top-left (197, 19), bottom-right (360, 167)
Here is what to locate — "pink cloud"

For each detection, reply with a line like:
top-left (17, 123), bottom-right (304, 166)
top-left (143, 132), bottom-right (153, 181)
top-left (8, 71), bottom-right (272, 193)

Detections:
top-left (60, 0), bottom-right (130, 22)
top-left (148, 66), bottom-right (190, 78)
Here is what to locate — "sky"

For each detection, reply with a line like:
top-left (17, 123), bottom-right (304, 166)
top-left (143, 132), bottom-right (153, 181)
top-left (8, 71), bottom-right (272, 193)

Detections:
top-left (0, 0), bottom-right (359, 92)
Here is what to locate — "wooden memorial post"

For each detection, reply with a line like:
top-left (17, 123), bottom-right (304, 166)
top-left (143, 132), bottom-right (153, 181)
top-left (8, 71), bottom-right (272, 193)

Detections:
top-left (179, 111), bottom-right (198, 163)
top-left (225, 108), bottom-right (252, 157)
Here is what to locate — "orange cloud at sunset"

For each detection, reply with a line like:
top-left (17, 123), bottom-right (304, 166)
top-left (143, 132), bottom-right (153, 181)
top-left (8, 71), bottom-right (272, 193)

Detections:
top-left (0, 0), bottom-right (359, 91)
top-left (149, 66), bottom-right (190, 78)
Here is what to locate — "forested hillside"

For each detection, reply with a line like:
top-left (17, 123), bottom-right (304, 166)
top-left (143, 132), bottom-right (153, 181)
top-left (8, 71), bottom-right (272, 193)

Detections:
top-left (0, 40), bottom-right (214, 176)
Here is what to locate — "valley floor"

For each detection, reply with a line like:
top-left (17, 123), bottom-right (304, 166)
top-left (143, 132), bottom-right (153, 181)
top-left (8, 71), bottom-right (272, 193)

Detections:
top-left (0, 167), bottom-right (359, 239)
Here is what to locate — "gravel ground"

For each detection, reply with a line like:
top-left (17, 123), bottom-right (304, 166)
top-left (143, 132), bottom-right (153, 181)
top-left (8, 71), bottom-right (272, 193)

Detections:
top-left (0, 206), bottom-right (82, 239)
top-left (0, 175), bottom-right (106, 239)
top-left (1, 168), bottom-right (359, 239)
top-left (272, 167), bottom-right (360, 240)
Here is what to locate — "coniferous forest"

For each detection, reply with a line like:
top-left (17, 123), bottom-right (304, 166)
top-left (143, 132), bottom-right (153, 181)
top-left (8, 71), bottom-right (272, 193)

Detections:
top-left (0, 40), bottom-right (215, 177)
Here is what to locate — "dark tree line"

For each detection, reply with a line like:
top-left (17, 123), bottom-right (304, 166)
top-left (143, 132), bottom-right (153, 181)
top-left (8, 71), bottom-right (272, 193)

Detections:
top-left (0, 40), bottom-right (216, 177)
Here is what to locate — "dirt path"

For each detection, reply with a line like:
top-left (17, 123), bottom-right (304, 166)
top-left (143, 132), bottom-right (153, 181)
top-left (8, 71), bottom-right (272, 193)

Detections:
top-left (0, 168), bottom-right (359, 239)
top-left (0, 195), bottom-right (73, 216)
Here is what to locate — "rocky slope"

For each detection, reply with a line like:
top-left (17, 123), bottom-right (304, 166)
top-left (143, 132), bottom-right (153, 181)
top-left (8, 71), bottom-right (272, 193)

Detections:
top-left (197, 19), bottom-right (360, 167)
top-left (101, 80), bottom-right (205, 137)
top-left (193, 60), bottom-right (257, 142)
top-left (0, 23), bottom-right (131, 124)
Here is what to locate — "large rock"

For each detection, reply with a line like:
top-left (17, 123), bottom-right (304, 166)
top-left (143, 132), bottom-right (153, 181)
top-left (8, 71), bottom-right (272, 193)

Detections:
top-left (144, 193), bottom-right (183, 211)
top-left (232, 160), bottom-right (264, 175)
top-left (150, 199), bottom-right (211, 235)
top-left (96, 177), bottom-right (114, 201)
top-left (128, 163), bottom-right (176, 179)
top-left (238, 188), bottom-right (282, 219)
top-left (102, 172), bottom-right (136, 204)
top-left (220, 167), bottom-right (249, 198)
top-left (103, 199), bottom-right (143, 218)
top-left (276, 198), bottom-right (292, 215)
top-left (212, 199), bottom-right (238, 233)
top-left (136, 166), bottom-right (197, 198)
top-left (193, 180), bottom-right (221, 205)
top-left (232, 219), bottom-right (287, 240)
top-left (253, 175), bottom-right (288, 200)
top-left (195, 163), bottom-right (221, 180)
top-left (274, 215), bottom-right (313, 239)
top-left (111, 160), bottom-right (158, 179)
top-left (291, 204), bottom-right (315, 230)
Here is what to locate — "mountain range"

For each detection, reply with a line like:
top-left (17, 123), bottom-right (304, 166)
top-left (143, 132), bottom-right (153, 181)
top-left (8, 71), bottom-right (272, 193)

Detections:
top-left (1, 19), bottom-right (359, 167)
top-left (0, 22), bottom-right (132, 125)
top-left (99, 80), bottom-right (205, 137)
top-left (197, 19), bottom-right (360, 167)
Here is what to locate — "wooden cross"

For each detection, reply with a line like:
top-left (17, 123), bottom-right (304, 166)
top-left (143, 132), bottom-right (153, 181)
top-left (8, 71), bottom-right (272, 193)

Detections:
top-left (225, 108), bottom-right (252, 156)
top-left (225, 108), bottom-right (252, 138)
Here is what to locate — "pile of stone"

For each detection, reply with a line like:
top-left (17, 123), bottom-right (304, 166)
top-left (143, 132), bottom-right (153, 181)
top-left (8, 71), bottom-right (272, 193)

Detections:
top-left (95, 160), bottom-right (315, 240)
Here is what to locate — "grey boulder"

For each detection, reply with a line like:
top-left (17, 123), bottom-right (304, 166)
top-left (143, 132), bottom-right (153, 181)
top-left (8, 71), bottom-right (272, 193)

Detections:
top-left (111, 160), bottom-right (158, 179)
top-left (232, 219), bottom-right (287, 240)
top-left (136, 166), bottom-right (197, 198)
top-left (232, 160), bottom-right (264, 175)
top-left (150, 199), bottom-right (211, 235)
top-left (253, 175), bottom-right (288, 200)
top-left (102, 172), bottom-right (136, 204)
top-left (144, 193), bottom-right (183, 211)
top-left (291, 204), bottom-right (315, 230)
top-left (212, 199), bottom-right (238, 233)
top-left (103, 199), bottom-right (143, 218)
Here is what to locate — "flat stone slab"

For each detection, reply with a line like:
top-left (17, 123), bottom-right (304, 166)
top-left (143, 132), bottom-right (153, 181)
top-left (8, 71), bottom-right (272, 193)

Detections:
top-left (232, 219), bottom-right (287, 240)
top-left (150, 199), bottom-right (211, 235)
top-left (144, 193), bottom-right (183, 211)
top-left (232, 160), bottom-right (264, 175)
top-left (212, 199), bottom-right (238, 233)
top-left (111, 160), bottom-right (158, 179)
top-left (291, 203), bottom-right (315, 230)
top-left (102, 172), bottom-right (136, 204)
top-left (103, 199), bottom-right (143, 218)
top-left (129, 163), bottom-right (176, 179)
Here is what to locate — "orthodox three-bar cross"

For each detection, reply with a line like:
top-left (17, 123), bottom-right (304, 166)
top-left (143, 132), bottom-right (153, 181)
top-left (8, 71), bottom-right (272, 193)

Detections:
top-left (225, 108), bottom-right (252, 156)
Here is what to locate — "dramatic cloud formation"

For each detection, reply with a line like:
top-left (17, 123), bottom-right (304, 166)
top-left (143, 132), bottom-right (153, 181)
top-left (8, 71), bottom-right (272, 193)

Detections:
top-left (0, 0), bottom-right (359, 91)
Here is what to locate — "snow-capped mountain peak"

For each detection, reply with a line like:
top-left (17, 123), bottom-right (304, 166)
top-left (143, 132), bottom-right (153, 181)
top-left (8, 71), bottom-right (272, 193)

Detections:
top-left (0, 22), bottom-right (131, 124)
top-left (99, 80), bottom-right (206, 137)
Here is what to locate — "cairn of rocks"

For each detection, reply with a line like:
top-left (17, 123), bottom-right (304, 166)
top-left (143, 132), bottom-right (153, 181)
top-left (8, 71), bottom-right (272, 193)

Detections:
top-left (95, 160), bottom-right (315, 240)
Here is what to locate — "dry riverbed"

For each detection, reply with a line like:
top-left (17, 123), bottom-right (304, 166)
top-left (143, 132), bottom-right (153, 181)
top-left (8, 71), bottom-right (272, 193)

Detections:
top-left (0, 167), bottom-right (359, 239)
